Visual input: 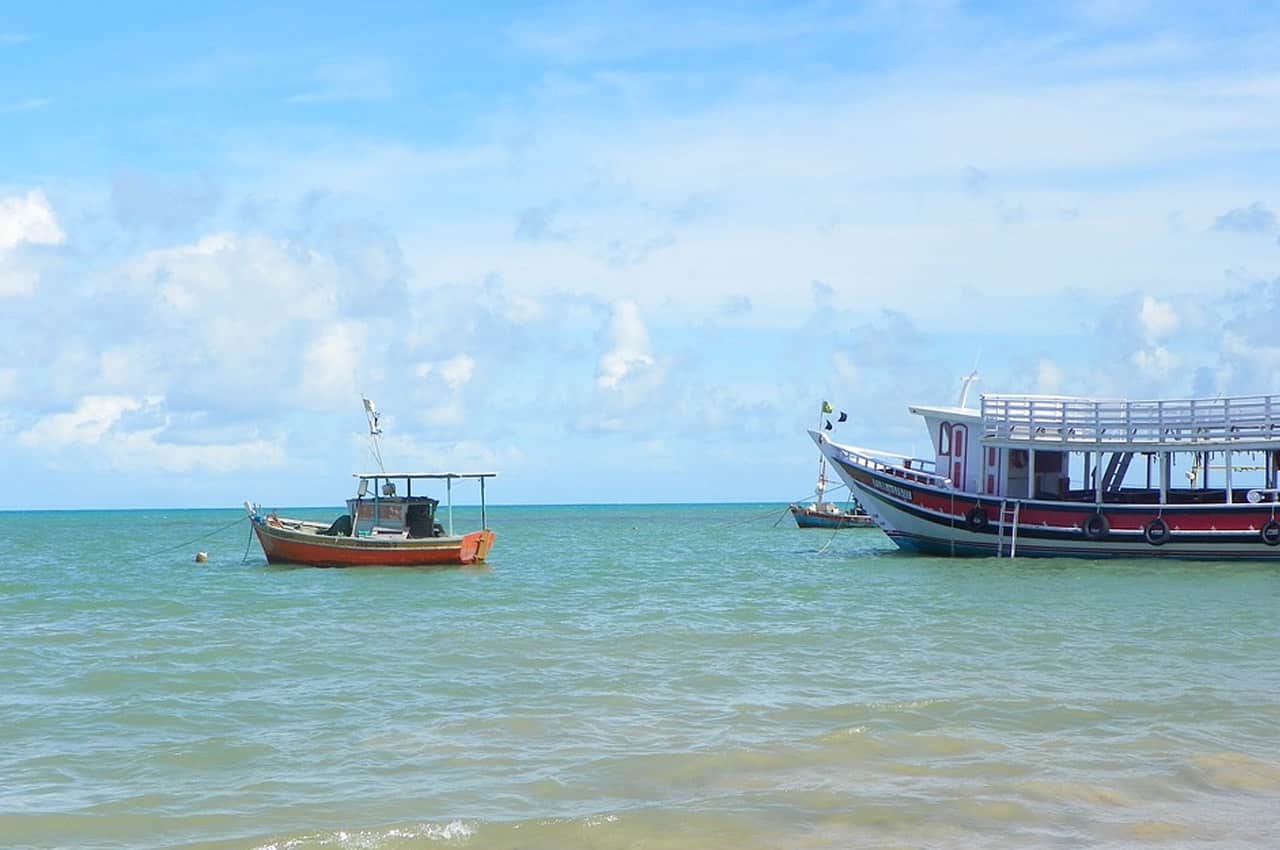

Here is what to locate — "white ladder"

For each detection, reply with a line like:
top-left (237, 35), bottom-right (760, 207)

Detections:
top-left (997, 499), bottom-right (1021, 558)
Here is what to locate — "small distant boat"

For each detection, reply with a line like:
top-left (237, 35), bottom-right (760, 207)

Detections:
top-left (789, 501), bottom-right (876, 529)
top-left (790, 401), bottom-right (876, 529)
top-left (245, 399), bottom-right (496, 567)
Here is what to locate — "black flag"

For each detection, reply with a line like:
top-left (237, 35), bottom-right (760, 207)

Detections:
top-left (838, 411), bottom-right (848, 422)
top-left (824, 419), bottom-right (833, 431)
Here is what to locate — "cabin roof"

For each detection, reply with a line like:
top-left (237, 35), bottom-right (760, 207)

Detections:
top-left (978, 393), bottom-right (1280, 451)
top-left (907, 404), bottom-right (981, 420)
top-left (353, 472), bottom-right (497, 480)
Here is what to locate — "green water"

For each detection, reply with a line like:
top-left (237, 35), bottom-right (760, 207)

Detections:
top-left (2, 505), bottom-right (1278, 849)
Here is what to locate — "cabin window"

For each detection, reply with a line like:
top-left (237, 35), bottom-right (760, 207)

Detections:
top-left (938, 422), bottom-right (952, 455)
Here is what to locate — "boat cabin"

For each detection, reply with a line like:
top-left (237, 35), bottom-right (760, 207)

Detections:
top-left (342, 472), bottom-right (496, 538)
top-left (911, 395), bottom-right (1280, 506)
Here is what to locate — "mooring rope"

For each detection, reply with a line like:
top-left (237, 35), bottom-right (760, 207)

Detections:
top-left (815, 491), bottom-right (862, 554)
top-left (241, 520), bottom-right (256, 565)
top-left (143, 515), bottom-right (248, 559)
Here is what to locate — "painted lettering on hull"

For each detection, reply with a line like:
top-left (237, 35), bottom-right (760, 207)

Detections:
top-left (869, 477), bottom-right (913, 502)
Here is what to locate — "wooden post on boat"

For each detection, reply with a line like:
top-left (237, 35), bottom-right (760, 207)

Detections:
top-left (447, 475), bottom-right (454, 535)
top-left (480, 476), bottom-right (487, 529)
top-left (1095, 451), bottom-right (1104, 505)
top-left (1028, 448), bottom-right (1036, 499)
top-left (1159, 451), bottom-right (1169, 505)
top-left (1226, 450), bottom-right (1234, 503)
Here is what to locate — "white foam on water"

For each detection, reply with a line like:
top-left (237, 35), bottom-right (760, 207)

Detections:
top-left (252, 820), bottom-right (475, 850)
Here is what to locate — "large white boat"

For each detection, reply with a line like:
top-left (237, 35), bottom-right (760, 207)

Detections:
top-left (813, 382), bottom-right (1280, 559)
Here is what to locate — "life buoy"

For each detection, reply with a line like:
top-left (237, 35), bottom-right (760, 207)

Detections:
top-left (1082, 513), bottom-right (1109, 540)
top-left (1143, 517), bottom-right (1171, 546)
top-left (1261, 519), bottom-right (1280, 546)
top-left (964, 506), bottom-right (989, 532)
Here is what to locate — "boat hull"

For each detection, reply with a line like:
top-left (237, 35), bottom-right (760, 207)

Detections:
top-left (817, 437), bottom-right (1280, 560)
top-left (251, 518), bottom-right (495, 567)
top-left (789, 505), bottom-right (877, 529)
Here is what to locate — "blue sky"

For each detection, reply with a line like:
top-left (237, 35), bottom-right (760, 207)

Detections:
top-left (3, 1), bottom-right (1279, 509)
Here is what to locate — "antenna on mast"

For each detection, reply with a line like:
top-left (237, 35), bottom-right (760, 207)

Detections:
top-left (362, 397), bottom-right (385, 473)
top-left (958, 370), bottom-right (981, 409)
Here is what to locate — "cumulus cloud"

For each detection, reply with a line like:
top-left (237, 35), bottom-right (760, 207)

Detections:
top-left (1130, 345), bottom-right (1179, 380)
top-left (1138, 295), bottom-right (1178, 342)
top-left (297, 322), bottom-right (367, 400)
top-left (0, 190), bottom-right (63, 252)
top-left (0, 189), bottom-right (64, 296)
top-left (596, 299), bottom-right (655, 389)
top-left (16, 394), bottom-right (283, 472)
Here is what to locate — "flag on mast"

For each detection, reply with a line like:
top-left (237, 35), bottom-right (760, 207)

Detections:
top-left (821, 401), bottom-right (834, 414)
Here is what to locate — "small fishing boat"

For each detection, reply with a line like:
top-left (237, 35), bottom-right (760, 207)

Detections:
top-left (813, 374), bottom-right (1280, 559)
top-left (790, 401), bottom-right (876, 529)
top-left (789, 501), bottom-right (876, 529)
top-left (245, 399), bottom-right (496, 567)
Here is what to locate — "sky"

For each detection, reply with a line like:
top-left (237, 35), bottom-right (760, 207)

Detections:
top-left (2, 1), bottom-right (1280, 509)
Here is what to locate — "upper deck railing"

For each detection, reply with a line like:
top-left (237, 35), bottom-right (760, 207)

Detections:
top-left (980, 394), bottom-right (1280, 449)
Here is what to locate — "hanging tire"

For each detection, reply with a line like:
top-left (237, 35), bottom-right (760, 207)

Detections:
top-left (964, 506), bottom-right (989, 532)
top-left (1143, 517), bottom-right (1171, 546)
top-left (1082, 513), bottom-right (1110, 540)
top-left (1261, 519), bottom-right (1280, 546)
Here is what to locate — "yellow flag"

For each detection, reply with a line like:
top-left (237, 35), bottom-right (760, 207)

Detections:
top-left (822, 401), bottom-right (834, 413)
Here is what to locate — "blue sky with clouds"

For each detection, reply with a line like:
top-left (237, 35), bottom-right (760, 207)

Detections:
top-left (3, 1), bottom-right (1279, 509)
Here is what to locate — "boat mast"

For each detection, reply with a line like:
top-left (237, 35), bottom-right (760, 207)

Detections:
top-left (362, 397), bottom-right (386, 474)
top-left (816, 402), bottom-right (828, 505)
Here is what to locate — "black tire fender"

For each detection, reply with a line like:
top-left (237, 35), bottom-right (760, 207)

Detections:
top-left (1143, 517), bottom-right (1171, 546)
top-left (1261, 519), bottom-right (1280, 546)
top-left (1082, 513), bottom-right (1110, 540)
top-left (964, 506), bottom-right (989, 532)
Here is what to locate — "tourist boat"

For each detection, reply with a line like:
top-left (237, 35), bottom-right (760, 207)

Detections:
top-left (812, 377), bottom-right (1280, 559)
top-left (245, 399), bottom-right (497, 567)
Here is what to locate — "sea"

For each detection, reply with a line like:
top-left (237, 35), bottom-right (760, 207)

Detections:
top-left (2, 504), bottom-right (1278, 850)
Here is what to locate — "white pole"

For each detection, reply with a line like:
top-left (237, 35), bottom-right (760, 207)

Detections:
top-left (447, 476), bottom-right (454, 535)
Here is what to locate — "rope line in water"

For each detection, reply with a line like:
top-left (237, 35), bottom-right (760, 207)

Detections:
top-left (145, 515), bottom-right (249, 559)
top-left (816, 491), bottom-right (866, 554)
top-left (241, 521), bottom-right (256, 565)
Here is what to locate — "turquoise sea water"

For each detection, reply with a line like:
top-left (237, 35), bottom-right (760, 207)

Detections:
top-left (2, 504), bottom-right (1278, 849)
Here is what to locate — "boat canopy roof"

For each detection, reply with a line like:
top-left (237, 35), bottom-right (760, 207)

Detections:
top-left (353, 472), bottom-right (497, 480)
top-left (979, 392), bottom-right (1280, 451)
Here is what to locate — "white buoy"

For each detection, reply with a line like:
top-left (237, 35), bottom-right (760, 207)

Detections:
top-left (195, 551), bottom-right (209, 563)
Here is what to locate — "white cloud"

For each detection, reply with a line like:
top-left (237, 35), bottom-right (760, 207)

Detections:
top-left (1130, 345), bottom-right (1179, 380)
top-left (1138, 295), bottom-right (1179, 342)
top-left (17, 394), bottom-right (284, 473)
top-left (0, 189), bottom-right (64, 297)
top-left (0, 190), bottom-right (63, 253)
top-left (297, 322), bottom-right (367, 400)
top-left (411, 355), bottom-right (477, 425)
top-left (438, 354), bottom-right (475, 389)
top-left (596, 299), bottom-right (655, 389)
top-left (20, 395), bottom-right (142, 448)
